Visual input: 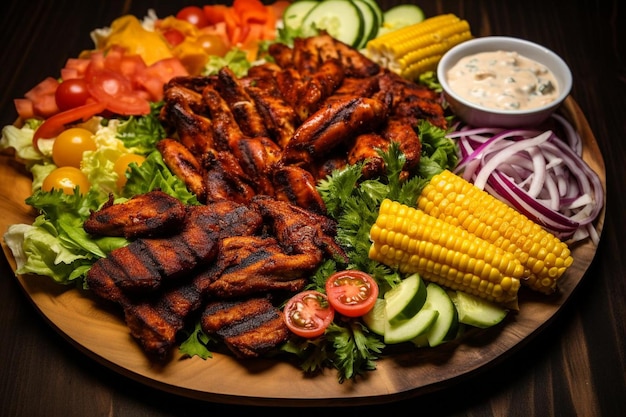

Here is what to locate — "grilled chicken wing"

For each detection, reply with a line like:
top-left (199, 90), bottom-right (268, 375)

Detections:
top-left (84, 190), bottom-right (186, 238)
top-left (157, 138), bottom-right (207, 202)
top-left (201, 297), bottom-right (289, 358)
top-left (281, 96), bottom-right (389, 165)
top-left (215, 66), bottom-right (271, 139)
top-left (272, 165), bottom-right (327, 214)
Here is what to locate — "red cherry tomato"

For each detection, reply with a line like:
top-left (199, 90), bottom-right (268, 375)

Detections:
top-left (176, 6), bottom-right (209, 28)
top-left (55, 78), bottom-right (91, 111)
top-left (283, 290), bottom-right (335, 338)
top-left (325, 270), bottom-right (379, 317)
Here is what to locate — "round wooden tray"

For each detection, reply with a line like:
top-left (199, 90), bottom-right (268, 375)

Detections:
top-left (0, 97), bottom-right (606, 407)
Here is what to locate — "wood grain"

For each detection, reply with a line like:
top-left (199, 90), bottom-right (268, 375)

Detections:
top-left (0, 98), bottom-right (606, 407)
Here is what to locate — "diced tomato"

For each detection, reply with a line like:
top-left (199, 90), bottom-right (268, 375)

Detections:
top-left (24, 77), bottom-right (59, 101)
top-left (14, 98), bottom-right (35, 120)
top-left (162, 28), bottom-right (186, 46)
top-left (63, 58), bottom-right (91, 77)
top-left (31, 93), bottom-right (61, 118)
top-left (33, 101), bottom-right (107, 151)
top-left (136, 58), bottom-right (189, 101)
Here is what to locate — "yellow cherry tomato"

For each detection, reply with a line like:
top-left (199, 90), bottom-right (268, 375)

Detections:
top-left (114, 153), bottom-right (146, 188)
top-left (52, 127), bottom-right (96, 168)
top-left (42, 167), bottom-right (90, 195)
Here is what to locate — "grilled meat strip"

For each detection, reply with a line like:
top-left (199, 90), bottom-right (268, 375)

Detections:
top-left (84, 190), bottom-right (186, 239)
top-left (88, 199), bottom-right (266, 359)
top-left (201, 297), bottom-right (289, 358)
top-left (198, 236), bottom-right (309, 298)
top-left (86, 204), bottom-right (222, 296)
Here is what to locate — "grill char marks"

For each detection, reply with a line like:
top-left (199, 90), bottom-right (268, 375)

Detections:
top-left (83, 190), bottom-right (187, 239)
top-left (201, 297), bottom-right (289, 358)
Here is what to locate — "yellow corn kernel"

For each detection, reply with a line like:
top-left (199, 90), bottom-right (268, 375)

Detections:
top-left (366, 14), bottom-right (473, 80)
top-left (417, 170), bottom-right (574, 294)
top-left (369, 199), bottom-right (523, 304)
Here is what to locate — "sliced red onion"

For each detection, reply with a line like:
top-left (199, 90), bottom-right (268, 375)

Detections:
top-left (448, 115), bottom-right (604, 245)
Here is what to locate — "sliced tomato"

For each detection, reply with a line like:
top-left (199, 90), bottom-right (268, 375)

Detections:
top-left (162, 28), bottom-right (186, 46)
top-left (33, 101), bottom-right (107, 151)
top-left (85, 66), bottom-right (150, 116)
top-left (325, 270), bottom-right (379, 317)
top-left (283, 290), bottom-right (335, 338)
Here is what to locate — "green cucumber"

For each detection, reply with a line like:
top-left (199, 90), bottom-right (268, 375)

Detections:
top-left (359, 0), bottom-right (383, 30)
top-left (283, 0), bottom-right (320, 32)
top-left (378, 4), bottom-right (425, 36)
top-left (449, 291), bottom-right (509, 329)
top-left (384, 273), bottom-right (427, 323)
top-left (362, 298), bottom-right (386, 336)
top-left (351, 0), bottom-right (378, 49)
top-left (301, 0), bottom-right (364, 48)
top-left (384, 308), bottom-right (438, 344)
top-left (423, 283), bottom-right (458, 347)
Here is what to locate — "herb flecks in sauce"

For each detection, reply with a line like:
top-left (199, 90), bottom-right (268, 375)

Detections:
top-left (447, 50), bottom-right (559, 111)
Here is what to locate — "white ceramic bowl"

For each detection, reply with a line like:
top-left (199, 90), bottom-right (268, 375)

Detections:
top-left (437, 36), bottom-right (572, 128)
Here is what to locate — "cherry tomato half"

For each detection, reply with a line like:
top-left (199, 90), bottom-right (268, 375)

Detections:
top-left (52, 127), bottom-right (96, 168)
top-left (114, 153), bottom-right (146, 188)
top-left (55, 78), bottom-right (91, 111)
top-left (325, 270), bottom-right (379, 317)
top-left (283, 290), bottom-right (335, 338)
top-left (176, 6), bottom-right (209, 28)
top-left (42, 166), bottom-right (90, 195)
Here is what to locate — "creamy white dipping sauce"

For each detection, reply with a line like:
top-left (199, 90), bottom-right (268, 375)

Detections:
top-left (446, 50), bottom-right (559, 111)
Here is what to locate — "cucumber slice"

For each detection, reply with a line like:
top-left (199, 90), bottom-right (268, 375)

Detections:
top-left (351, 0), bottom-right (378, 49)
top-left (379, 4), bottom-right (425, 35)
top-left (283, 0), bottom-right (320, 32)
top-left (423, 283), bottom-right (459, 347)
top-left (384, 309), bottom-right (438, 344)
top-left (384, 273), bottom-right (427, 323)
top-left (301, 0), bottom-right (364, 48)
top-left (362, 298), bottom-right (386, 336)
top-left (359, 0), bottom-right (383, 30)
top-left (450, 291), bottom-right (509, 328)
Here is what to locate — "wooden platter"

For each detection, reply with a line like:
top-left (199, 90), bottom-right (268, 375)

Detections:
top-left (0, 97), bottom-right (606, 407)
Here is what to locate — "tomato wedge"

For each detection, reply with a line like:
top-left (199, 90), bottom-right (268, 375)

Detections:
top-left (325, 270), bottom-right (379, 317)
top-left (283, 290), bottom-right (335, 338)
top-left (32, 101), bottom-right (106, 151)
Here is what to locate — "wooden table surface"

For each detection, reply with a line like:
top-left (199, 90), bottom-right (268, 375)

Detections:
top-left (1, 0), bottom-right (624, 416)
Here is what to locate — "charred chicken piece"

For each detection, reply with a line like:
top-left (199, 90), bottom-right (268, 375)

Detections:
top-left (86, 205), bottom-right (224, 297)
top-left (251, 195), bottom-right (348, 263)
top-left (123, 281), bottom-right (204, 359)
top-left (215, 66), bottom-right (271, 139)
top-left (201, 297), bottom-right (289, 358)
top-left (272, 165), bottom-right (327, 214)
top-left (280, 96), bottom-right (389, 166)
top-left (199, 236), bottom-right (309, 298)
top-left (83, 190), bottom-right (186, 239)
top-left (202, 151), bottom-right (256, 204)
top-left (159, 84), bottom-right (216, 157)
top-left (157, 138), bottom-right (207, 202)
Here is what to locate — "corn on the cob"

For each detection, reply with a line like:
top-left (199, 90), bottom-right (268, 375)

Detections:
top-left (369, 199), bottom-right (523, 305)
top-left (417, 170), bottom-right (574, 294)
top-left (366, 13), bottom-right (473, 80)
